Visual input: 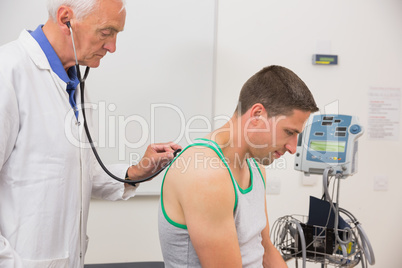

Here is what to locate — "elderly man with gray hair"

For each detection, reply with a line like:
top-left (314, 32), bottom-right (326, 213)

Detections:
top-left (0, 0), bottom-right (179, 267)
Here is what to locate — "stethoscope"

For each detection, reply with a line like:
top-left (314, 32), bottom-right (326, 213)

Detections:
top-left (66, 21), bottom-right (180, 187)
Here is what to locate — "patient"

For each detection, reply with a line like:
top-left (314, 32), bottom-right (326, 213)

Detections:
top-left (158, 65), bottom-right (319, 267)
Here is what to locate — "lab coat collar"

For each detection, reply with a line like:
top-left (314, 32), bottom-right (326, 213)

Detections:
top-left (30, 25), bottom-right (80, 89)
top-left (19, 30), bottom-right (69, 91)
top-left (19, 30), bottom-right (51, 71)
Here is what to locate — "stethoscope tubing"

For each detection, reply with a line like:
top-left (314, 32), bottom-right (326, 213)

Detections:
top-left (77, 65), bottom-right (179, 186)
top-left (68, 21), bottom-right (179, 186)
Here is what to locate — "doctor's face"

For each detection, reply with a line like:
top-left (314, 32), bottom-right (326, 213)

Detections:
top-left (72, 0), bottom-right (126, 68)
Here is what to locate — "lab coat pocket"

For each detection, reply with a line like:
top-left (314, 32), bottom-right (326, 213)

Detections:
top-left (22, 256), bottom-right (69, 268)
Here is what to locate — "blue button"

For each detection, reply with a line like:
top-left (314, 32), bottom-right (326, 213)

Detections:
top-left (350, 124), bottom-right (361, 134)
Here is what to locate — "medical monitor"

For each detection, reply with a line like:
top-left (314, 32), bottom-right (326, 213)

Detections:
top-left (294, 114), bottom-right (364, 176)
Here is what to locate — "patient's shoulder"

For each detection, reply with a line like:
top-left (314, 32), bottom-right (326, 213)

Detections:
top-left (165, 145), bottom-right (234, 202)
top-left (168, 145), bottom-right (230, 180)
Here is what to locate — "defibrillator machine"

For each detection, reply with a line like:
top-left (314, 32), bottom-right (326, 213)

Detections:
top-left (294, 114), bottom-right (363, 176)
top-left (272, 114), bottom-right (375, 268)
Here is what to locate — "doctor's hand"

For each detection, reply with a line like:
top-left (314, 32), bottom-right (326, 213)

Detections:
top-left (125, 142), bottom-right (182, 183)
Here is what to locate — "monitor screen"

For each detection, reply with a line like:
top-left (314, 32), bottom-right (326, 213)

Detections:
top-left (310, 140), bottom-right (346, 152)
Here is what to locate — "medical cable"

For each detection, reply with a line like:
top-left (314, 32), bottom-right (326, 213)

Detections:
top-left (291, 218), bottom-right (307, 268)
top-left (271, 172), bottom-right (369, 267)
top-left (67, 21), bottom-right (180, 187)
top-left (272, 214), bottom-right (331, 268)
top-left (271, 215), bottom-right (306, 268)
top-left (322, 167), bottom-right (354, 245)
top-left (323, 168), bottom-right (375, 266)
top-left (339, 207), bottom-right (375, 265)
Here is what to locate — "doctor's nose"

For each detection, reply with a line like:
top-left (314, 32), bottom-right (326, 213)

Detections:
top-left (104, 37), bottom-right (117, 53)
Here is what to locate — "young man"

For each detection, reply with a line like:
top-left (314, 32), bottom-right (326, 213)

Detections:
top-left (0, 0), bottom-right (179, 267)
top-left (159, 65), bottom-right (319, 267)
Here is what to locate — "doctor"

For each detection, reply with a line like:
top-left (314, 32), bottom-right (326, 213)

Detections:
top-left (0, 0), bottom-right (180, 267)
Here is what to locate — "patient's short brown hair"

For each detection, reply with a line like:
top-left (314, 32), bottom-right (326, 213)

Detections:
top-left (235, 65), bottom-right (319, 117)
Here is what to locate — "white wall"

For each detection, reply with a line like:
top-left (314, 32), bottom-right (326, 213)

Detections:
top-left (1, 0), bottom-right (401, 267)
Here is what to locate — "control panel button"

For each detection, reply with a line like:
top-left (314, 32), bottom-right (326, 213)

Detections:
top-left (350, 124), bottom-right (361, 134)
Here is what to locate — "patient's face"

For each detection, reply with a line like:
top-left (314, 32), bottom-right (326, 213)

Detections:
top-left (249, 109), bottom-right (310, 165)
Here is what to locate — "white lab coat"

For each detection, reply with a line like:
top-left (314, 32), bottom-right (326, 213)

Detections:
top-left (0, 30), bottom-right (137, 267)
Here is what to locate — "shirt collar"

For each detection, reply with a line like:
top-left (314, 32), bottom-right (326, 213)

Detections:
top-left (30, 25), bottom-right (79, 89)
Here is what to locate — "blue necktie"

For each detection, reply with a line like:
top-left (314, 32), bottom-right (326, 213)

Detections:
top-left (66, 67), bottom-right (79, 119)
top-left (67, 82), bottom-right (78, 119)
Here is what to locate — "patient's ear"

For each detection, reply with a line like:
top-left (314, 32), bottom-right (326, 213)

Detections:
top-left (249, 103), bottom-right (266, 123)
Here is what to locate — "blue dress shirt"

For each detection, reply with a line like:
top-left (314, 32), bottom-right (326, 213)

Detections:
top-left (30, 25), bottom-right (80, 118)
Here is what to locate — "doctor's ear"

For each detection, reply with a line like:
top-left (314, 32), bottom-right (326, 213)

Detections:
top-left (56, 6), bottom-right (74, 32)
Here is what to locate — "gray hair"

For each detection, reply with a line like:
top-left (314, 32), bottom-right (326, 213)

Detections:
top-left (47, 0), bottom-right (126, 21)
